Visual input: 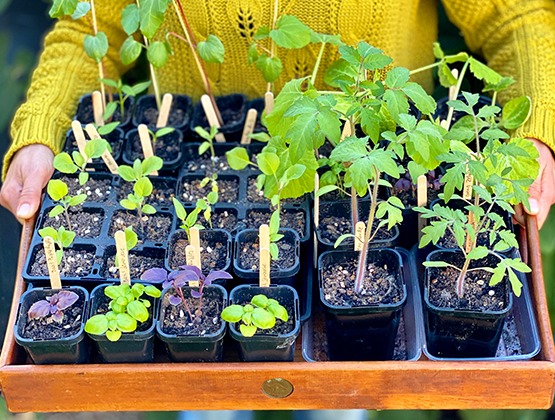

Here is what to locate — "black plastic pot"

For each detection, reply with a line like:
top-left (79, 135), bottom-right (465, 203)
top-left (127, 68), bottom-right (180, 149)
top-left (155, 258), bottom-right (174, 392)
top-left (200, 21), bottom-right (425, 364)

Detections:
top-left (424, 249), bottom-right (513, 358)
top-left (156, 285), bottom-right (228, 362)
top-left (132, 94), bottom-right (193, 130)
top-left (318, 248), bottom-right (407, 361)
top-left (14, 286), bottom-right (89, 364)
top-left (228, 284), bottom-right (300, 362)
top-left (179, 142), bottom-right (244, 175)
top-left (123, 127), bottom-right (184, 174)
top-left (64, 127), bottom-right (125, 170)
top-left (190, 94), bottom-right (247, 143)
top-left (234, 228), bottom-right (300, 287)
top-left (87, 283), bottom-right (158, 363)
top-left (74, 93), bottom-right (135, 128)
top-left (101, 246), bottom-right (167, 284)
top-left (246, 97), bottom-right (268, 134)
top-left (166, 229), bottom-right (233, 277)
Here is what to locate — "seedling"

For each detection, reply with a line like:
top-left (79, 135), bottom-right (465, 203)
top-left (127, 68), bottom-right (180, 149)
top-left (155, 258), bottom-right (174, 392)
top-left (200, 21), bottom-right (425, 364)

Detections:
top-left (28, 290), bottom-right (79, 323)
top-left (195, 174), bottom-right (219, 228)
top-left (148, 127), bottom-right (175, 147)
top-left (221, 294), bottom-right (288, 337)
top-left (85, 283), bottom-right (161, 342)
top-left (46, 179), bottom-right (87, 232)
top-left (267, 210), bottom-right (284, 260)
top-left (38, 226), bottom-right (76, 265)
top-left (98, 78), bottom-right (151, 122)
top-left (194, 125), bottom-right (219, 166)
top-left (117, 156), bottom-right (164, 231)
top-left (114, 226), bottom-right (137, 268)
top-left (173, 198), bottom-right (203, 240)
top-left (142, 265), bottom-right (232, 324)
top-left (392, 170), bottom-right (444, 202)
top-left (54, 138), bottom-right (110, 185)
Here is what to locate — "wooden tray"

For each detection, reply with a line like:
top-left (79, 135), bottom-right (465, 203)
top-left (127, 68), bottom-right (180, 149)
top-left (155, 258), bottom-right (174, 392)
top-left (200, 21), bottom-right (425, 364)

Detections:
top-left (0, 215), bottom-right (553, 412)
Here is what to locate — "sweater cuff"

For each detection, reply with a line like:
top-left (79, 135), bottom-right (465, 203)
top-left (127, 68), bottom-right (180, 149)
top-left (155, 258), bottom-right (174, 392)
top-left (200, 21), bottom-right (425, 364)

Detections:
top-left (512, 106), bottom-right (555, 151)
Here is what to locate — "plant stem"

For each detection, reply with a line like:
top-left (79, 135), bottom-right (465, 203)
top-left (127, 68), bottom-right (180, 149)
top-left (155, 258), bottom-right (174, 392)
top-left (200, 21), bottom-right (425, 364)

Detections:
top-left (311, 42), bottom-right (326, 86)
top-left (64, 205), bottom-right (72, 232)
top-left (89, 0), bottom-right (106, 109)
top-left (267, 0), bottom-right (279, 93)
top-left (456, 257), bottom-right (471, 297)
top-left (409, 61), bottom-right (441, 75)
top-left (174, 286), bottom-right (195, 322)
top-left (445, 60), bottom-right (470, 130)
top-left (210, 139), bottom-right (215, 167)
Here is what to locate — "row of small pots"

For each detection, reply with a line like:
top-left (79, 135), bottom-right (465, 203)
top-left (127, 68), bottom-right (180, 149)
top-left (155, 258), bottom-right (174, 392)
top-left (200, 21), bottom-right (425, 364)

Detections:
top-left (15, 283), bottom-right (300, 365)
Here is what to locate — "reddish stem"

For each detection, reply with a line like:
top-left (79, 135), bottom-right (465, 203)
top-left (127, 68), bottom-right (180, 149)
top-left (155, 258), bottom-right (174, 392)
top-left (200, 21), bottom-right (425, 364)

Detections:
top-left (174, 285), bottom-right (195, 322)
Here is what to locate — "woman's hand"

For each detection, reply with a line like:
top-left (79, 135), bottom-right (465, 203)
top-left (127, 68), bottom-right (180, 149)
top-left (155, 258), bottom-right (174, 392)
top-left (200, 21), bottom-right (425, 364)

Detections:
top-left (0, 144), bottom-right (54, 223)
top-left (513, 138), bottom-right (555, 229)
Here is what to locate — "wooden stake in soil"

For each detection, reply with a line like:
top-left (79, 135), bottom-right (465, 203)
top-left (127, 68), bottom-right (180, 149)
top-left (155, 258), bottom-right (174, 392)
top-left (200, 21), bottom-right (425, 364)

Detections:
top-left (189, 227), bottom-right (201, 269)
top-left (259, 224), bottom-right (271, 287)
top-left (114, 230), bottom-right (131, 286)
top-left (417, 174), bottom-right (428, 241)
top-left (463, 166), bottom-right (475, 253)
top-left (200, 95), bottom-right (226, 143)
top-left (341, 120), bottom-right (352, 141)
top-left (314, 173), bottom-right (320, 267)
top-left (354, 221), bottom-right (365, 251)
top-left (264, 92), bottom-right (274, 115)
top-left (156, 93), bottom-right (173, 128)
top-left (185, 245), bottom-right (199, 287)
top-left (43, 236), bottom-right (61, 290)
top-left (92, 91), bottom-right (104, 127)
top-left (84, 124), bottom-right (119, 174)
top-left (137, 124), bottom-right (159, 176)
top-left (72, 121), bottom-right (92, 164)
top-left (240, 109), bottom-right (258, 144)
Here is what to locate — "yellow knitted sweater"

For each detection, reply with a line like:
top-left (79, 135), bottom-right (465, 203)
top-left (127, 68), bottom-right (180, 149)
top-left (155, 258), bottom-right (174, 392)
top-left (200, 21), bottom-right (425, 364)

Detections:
top-left (4, 0), bottom-right (555, 178)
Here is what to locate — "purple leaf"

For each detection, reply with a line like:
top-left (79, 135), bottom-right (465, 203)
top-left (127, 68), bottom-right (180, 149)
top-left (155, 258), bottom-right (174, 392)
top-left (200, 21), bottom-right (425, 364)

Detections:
top-left (394, 178), bottom-right (411, 192)
top-left (168, 270), bottom-right (181, 281)
top-left (173, 272), bottom-right (191, 288)
top-left (49, 304), bottom-right (59, 315)
top-left (28, 300), bottom-right (51, 320)
top-left (191, 290), bottom-right (202, 298)
top-left (179, 265), bottom-right (203, 279)
top-left (56, 290), bottom-right (79, 310)
top-left (427, 170), bottom-right (436, 180)
top-left (180, 270), bottom-right (201, 282)
top-left (162, 280), bottom-right (172, 289)
top-left (141, 268), bottom-right (168, 283)
top-left (51, 310), bottom-right (64, 323)
top-left (205, 271), bottom-right (233, 284)
top-left (168, 295), bottom-right (181, 306)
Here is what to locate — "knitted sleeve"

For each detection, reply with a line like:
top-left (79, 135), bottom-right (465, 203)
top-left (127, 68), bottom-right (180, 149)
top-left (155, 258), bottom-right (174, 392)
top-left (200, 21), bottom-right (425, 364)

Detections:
top-left (442, 0), bottom-right (555, 150)
top-left (2, 1), bottom-right (133, 180)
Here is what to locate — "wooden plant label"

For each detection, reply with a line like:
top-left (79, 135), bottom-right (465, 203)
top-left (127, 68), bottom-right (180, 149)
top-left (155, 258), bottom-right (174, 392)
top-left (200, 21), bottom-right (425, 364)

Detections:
top-left (241, 109), bottom-right (258, 144)
top-left (43, 236), bottom-right (61, 290)
top-left (114, 230), bottom-right (131, 286)
top-left (185, 245), bottom-right (199, 287)
top-left (259, 224), bottom-right (270, 287)
top-left (449, 69), bottom-right (459, 101)
top-left (314, 173), bottom-right (320, 228)
top-left (417, 174), bottom-right (428, 241)
top-left (190, 227), bottom-right (201, 269)
top-left (354, 221), bottom-right (365, 251)
top-left (92, 91), bottom-right (104, 127)
top-left (85, 124), bottom-right (119, 174)
top-left (200, 95), bottom-right (226, 143)
top-left (72, 120), bottom-right (91, 163)
top-left (137, 124), bottom-right (158, 176)
top-left (463, 166), bottom-right (473, 200)
top-left (265, 92), bottom-right (274, 114)
top-left (156, 93), bottom-right (173, 128)
top-left (341, 121), bottom-right (352, 141)
top-left (440, 120), bottom-right (448, 129)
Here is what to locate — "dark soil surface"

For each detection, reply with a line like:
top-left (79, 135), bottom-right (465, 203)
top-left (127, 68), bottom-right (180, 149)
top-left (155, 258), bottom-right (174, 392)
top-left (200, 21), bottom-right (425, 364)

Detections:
top-left (317, 141), bottom-right (335, 159)
top-left (496, 315), bottom-right (522, 357)
top-left (42, 208), bottom-right (103, 239)
top-left (116, 179), bottom-right (175, 207)
top-left (30, 248), bottom-right (94, 277)
top-left (102, 253), bottom-right (165, 280)
top-left (317, 216), bottom-right (396, 246)
top-left (390, 185), bottom-right (442, 208)
top-left (196, 107), bottom-right (243, 130)
top-left (168, 231), bottom-right (229, 272)
top-left (245, 209), bottom-right (306, 239)
top-left (183, 153), bottom-right (232, 174)
top-left (20, 290), bottom-right (85, 340)
top-left (437, 218), bottom-right (508, 250)
top-left (233, 298), bottom-right (295, 336)
top-left (128, 132), bottom-right (181, 162)
top-left (77, 97), bottom-right (130, 123)
top-left (206, 210), bottom-right (238, 233)
top-left (317, 188), bottom-right (351, 202)
top-left (238, 235), bottom-right (296, 271)
top-left (322, 257), bottom-right (403, 307)
top-left (427, 254), bottom-right (508, 311)
top-left (161, 288), bottom-right (224, 336)
top-left (59, 175), bottom-right (112, 203)
top-left (246, 177), bottom-right (305, 204)
top-left (93, 290), bottom-right (154, 333)
top-left (141, 107), bottom-right (186, 127)
top-left (181, 178), bottom-right (238, 203)
top-left (109, 211), bottom-right (171, 243)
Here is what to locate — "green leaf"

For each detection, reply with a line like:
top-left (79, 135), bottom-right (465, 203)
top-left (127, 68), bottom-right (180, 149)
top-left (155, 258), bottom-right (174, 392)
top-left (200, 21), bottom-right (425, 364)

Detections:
top-left (401, 82), bottom-right (436, 115)
top-left (467, 247), bottom-right (489, 260)
top-left (139, 0), bottom-right (169, 40)
top-left (134, 177), bottom-right (153, 197)
top-left (384, 89), bottom-right (409, 122)
top-left (118, 165), bottom-right (136, 182)
top-left (508, 268), bottom-right (522, 297)
top-left (115, 312), bottom-right (137, 332)
top-left (501, 96), bottom-right (531, 130)
top-left (127, 301), bottom-right (149, 323)
top-left (173, 198), bottom-right (187, 221)
top-left (49, 0), bottom-right (78, 18)
top-left (334, 233), bottom-right (354, 248)
top-left (39, 227), bottom-right (58, 240)
top-left (270, 15), bottom-right (311, 49)
top-left (483, 76), bottom-right (515, 93)
top-left (124, 226), bottom-right (138, 251)
top-left (84, 32), bottom-right (109, 64)
top-left (254, 26), bottom-right (270, 40)
top-left (84, 314), bottom-right (108, 335)
top-left (144, 285), bottom-right (161, 297)
top-left (284, 164), bottom-right (306, 182)
top-left (121, 4), bottom-right (140, 35)
top-left (226, 147), bottom-right (251, 170)
top-left (251, 307), bottom-right (275, 329)
top-left (49, 205), bottom-right (65, 218)
top-left (385, 67), bottom-right (410, 89)
top-left (142, 204), bottom-right (156, 214)
top-left (221, 305), bottom-right (244, 322)
top-left (469, 57), bottom-right (502, 85)
top-left (239, 324), bottom-right (257, 337)
top-left (147, 41), bottom-right (168, 68)
top-left (47, 179), bottom-right (68, 202)
top-left (323, 59), bottom-right (357, 88)
top-left (120, 36), bottom-right (142, 66)
top-left (269, 210), bottom-right (280, 235)
top-left (256, 54), bottom-right (282, 83)
top-left (142, 156), bottom-right (163, 175)
top-left (422, 261), bottom-right (451, 268)
top-left (60, 230), bottom-right (76, 248)
top-left (247, 43), bottom-right (259, 65)
top-left (258, 152), bottom-right (280, 175)
top-left (309, 31), bottom-right (343, 46)
top-left (68, 194), bottom-right (87, 207)
top-left (84, 138), bottom-right (108, 159)
top-left (53, 153), bottom-right (78, 174)
top-left (106, 330), bottom-right (122, 342)
top-left (197, 35), bottom-right (225, 64)
top-left (251, 294), bottom-right (269, 308)
top-left (432, 42), bottom-right (444, 59)
top-left (269, 242), bottom-right (279, 260)
top-left (130, 80), bottom-right (151, 96)
top-left (317, 108), bottom-right (341, 144)
top-left (71, 2), bottom-right (90, 19)
top-left (267, 302), bottom-right (288, 321)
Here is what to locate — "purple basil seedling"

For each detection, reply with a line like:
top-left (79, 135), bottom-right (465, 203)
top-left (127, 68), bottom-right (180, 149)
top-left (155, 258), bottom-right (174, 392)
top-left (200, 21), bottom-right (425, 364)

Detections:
top-left (28, 290), bottom-right (79, 323)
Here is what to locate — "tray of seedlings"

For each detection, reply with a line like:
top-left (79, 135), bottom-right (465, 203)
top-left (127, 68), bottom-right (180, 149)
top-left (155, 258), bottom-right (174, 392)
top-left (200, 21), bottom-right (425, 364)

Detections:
top-left (0, 1), bottom-right (554, 413)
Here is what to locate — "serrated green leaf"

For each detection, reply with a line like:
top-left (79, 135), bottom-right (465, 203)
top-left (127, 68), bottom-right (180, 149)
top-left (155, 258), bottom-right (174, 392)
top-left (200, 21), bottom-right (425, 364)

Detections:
top-left (469, 57), bottom-right (502, 85)
top-left (385, 67), bottom-right (410, 89)
top-left (401, 82), bottom-right (436, 115)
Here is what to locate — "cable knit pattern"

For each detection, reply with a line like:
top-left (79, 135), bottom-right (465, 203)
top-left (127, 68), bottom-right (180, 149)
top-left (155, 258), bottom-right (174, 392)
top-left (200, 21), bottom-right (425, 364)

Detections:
top-left (4, 0), bottom-right (555, 179)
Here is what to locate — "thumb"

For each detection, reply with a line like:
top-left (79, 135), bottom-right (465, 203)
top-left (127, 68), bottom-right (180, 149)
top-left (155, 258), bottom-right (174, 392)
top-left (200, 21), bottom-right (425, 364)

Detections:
top-left (16, 174), bottom-right (45, 219)
top-left (524, 177), bottom-right (541, 216)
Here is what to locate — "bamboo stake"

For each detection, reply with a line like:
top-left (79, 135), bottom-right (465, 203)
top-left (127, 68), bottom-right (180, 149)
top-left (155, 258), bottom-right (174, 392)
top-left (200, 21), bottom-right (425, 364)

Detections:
top-left (417, 174), bottom-right (427, 241)
top-left (190, 227), bottom-right (201, 270)
top-left (156, 93), bottom-right (173, 128)
top-left (463, 167), bottom-right (474, 253)
top-left (185, 244), bottom-right (199, 287)
top-left (137, 124), bottom-right (159, 176)
top-left (265, 92), bottom-right (274, 115)
top-left (200, 95), bottom-right (226, 142)
top-left (92, 91), bottom-right (104, 127)
top-left (314, 173), bottom-right (320, 267)
top-left (241, 109), bottom-right (258, 144)
top-left (72, 121), bottom-right (91, 163)
top-left (89, 0), bottom-right (106, 109)
top-left (259, 224), bottom-right (271, 287)
top-left (43, 237), bottom-right (61, 290)
top-left (114, 231), bottom-right (131, 286)
top-left (84, 124), bottom-right (119, 174)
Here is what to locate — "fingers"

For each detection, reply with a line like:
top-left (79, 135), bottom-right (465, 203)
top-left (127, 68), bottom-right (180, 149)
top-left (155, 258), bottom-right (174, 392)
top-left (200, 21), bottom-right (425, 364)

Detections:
top-left (16, 171), bottom-right (47, 219)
